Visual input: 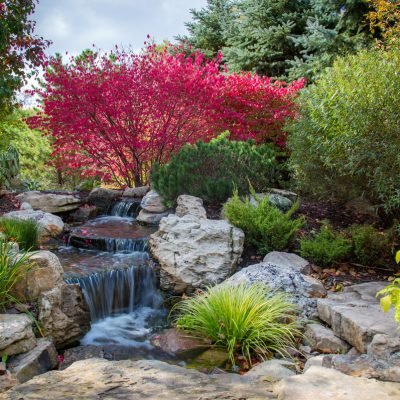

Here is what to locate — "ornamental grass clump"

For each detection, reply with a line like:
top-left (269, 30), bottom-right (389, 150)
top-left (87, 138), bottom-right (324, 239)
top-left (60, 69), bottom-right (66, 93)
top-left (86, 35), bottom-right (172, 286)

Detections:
top-left (0, 218), bottom-right (39, 251)
top-left (0, 240), bottom-right (34, 308)
top-left (173, 283), bottom-right (300, 364)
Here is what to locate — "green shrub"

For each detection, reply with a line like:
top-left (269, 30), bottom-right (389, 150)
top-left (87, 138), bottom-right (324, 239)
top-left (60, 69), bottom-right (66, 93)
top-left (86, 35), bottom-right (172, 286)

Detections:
top-left (299, 224), bottom-right (353, 267)
top-left (0, 219), bottom-right (39, 251)
top-left (288, 47), bottom-right (400, 210)
top-left (152, 134), bottom-right (285, 206)
top-left (173, 283), bottom-right (300, 364)
top-left (0, 240), bottom-right (34, 307)
top-left (223, 190), bottom-right (304, 255)
top-left (347, 224), bottom-right (390, 266)
top-left (0, 146), bottom-right (19, 189)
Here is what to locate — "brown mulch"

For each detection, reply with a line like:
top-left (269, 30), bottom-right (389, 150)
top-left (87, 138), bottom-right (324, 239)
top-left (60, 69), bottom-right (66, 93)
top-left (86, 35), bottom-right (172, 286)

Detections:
top-left (0, 192), bottom-right (20, 216)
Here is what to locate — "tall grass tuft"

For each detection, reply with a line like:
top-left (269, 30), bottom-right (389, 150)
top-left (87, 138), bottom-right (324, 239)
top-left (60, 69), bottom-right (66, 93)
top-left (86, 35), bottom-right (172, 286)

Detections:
top-left (0, 218), bottom-right (39, 251)
top-left (173, 283), bottom-right (300, 364)
top-left (0, 240), bottom-right (34, 308)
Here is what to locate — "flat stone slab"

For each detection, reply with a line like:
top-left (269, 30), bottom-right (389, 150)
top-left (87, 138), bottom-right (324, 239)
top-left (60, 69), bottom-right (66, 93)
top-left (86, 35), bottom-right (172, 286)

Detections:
top-left (274, 366), bottom-right (400, 400)
top-left (3, 358), bottom-right (276, 400)
top-left (16, 192), bottom-right (81, 213)
top-left (304, 324), bottom-right (350, 354)
top-left (317, 282), bottom-right (399, 353)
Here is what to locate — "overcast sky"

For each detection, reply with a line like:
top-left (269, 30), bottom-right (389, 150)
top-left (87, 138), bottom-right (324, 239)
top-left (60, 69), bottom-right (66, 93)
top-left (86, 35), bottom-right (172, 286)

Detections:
top-left (34, 0), bottom-right (207, 56)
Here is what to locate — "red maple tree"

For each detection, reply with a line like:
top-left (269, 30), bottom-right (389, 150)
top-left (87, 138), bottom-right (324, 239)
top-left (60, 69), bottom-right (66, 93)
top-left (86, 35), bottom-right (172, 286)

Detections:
top-left (31, 43), bottom-right (303, 187)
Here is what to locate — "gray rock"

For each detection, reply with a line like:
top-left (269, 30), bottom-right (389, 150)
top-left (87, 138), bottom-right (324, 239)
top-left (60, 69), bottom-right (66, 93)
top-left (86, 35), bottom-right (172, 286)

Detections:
top-left (317, 282), bottom-right (398, 353)
top-left (303, 355), bottom-right (331, 372)
top-left (304, 324), bottom-right (351, 354)
top-left (123, 186), bottom-right (149, 198)
top-left (16, 192), bottom-right (81, 213)
top-left (8, 338), bottom-right (57, 383)
top-left (38, 283), bottom-right (90, 349)
top-left (150, 214), bottom-right (244, 294)
top-left (274, 366), bottom-right (400, 400)
top-left (175, 195), bottom-right (207, 219)
top-left (249, 193), bottom-right (293, 212)
top-left (69, 205), bottom-right (98, 223)
top-left (12, 251), bottom-right (64, 302)
top-left (245, 359), bottom-right (296, 382)
top-left (3, 358), bottom-right (277, 400)
top-left (140, 190), bottom-right (167, 213)
top-left (0, 314), bottom-right (36, 356)
top-left (1, 211), bottom-right (64, 243)
top-left (88, 188), bottom-right (121, 212)
top-left (19, 202), bottom-right (32, 211)
top-left (267, 188), bottom-right (299, 202)
top-left (136, 209), bottom-right (170, 225)
top-left (263, 252), bottom-right (312, 275)
top-left (224, 261), bottom-right (327, 318)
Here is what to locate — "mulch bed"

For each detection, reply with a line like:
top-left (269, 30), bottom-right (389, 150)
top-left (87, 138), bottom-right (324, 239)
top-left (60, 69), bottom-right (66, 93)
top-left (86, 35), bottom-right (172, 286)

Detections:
top-left (0, 192), bottom-right (20, 216)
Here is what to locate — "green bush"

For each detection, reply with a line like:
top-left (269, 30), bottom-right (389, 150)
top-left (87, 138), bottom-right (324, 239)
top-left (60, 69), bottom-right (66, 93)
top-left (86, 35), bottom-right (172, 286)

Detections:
top-left (347, 224), bottom-right (390, 266)
top-left (173, 283), bottom-right (300, 364)
top-left (0, 240), bottom-right (34, 308)
top-left (152, 134), bottom-right (285, 206)
top-left (0, 146), bottom-right (19, 189)
top-left (288, 47), bottom-right (400, 210)
top-left (223, 190), bottom-right (304, 255)
top-left (299, 225), bottom-right (353, 267)
top-left (0, 219), bottom-right (39, 251)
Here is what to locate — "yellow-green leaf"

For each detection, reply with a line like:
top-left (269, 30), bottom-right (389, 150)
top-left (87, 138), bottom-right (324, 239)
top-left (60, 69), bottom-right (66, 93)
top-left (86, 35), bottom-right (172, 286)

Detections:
top-left (396, 250), bottom-right (400, 264)
top-left (380, 295), bottom-right (392, 313)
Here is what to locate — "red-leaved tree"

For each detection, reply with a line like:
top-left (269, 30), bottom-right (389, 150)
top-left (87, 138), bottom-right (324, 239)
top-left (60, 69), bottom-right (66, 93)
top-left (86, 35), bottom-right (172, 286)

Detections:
top-left (31, 43), bottom-right (303, 187)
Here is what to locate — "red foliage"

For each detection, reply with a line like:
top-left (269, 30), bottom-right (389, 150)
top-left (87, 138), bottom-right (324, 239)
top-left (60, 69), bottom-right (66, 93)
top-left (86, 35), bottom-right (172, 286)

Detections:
top-left (30, 44), bottom-right (303, 187)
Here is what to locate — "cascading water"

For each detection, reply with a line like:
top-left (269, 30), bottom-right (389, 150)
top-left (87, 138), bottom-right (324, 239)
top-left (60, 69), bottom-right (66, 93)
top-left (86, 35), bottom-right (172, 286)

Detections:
top-left (59, 198), bottom-right (166, 348)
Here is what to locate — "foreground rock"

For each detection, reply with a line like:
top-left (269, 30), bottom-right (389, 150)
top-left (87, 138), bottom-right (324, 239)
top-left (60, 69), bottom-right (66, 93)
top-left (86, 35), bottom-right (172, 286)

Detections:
top-left (8, 338), bottom-right (57, 384)
top-left (150, 214), bottom-right (244, 294)
top-left (175, 195), bottom-right (207, 219)
top-left (3, 358), bottom-right (276, 400)
top-left (224, 258), bottom-right (326, 318)
top-left (1, 210), bottom-right (63, 243)
top-left (317, 282), bottom-right (398, 353)
top-left (15, 191), bottom-right (81, 214)
top-left (0, 315), bottom-right (36, 356)
top-left (304, 324), bottom-right (350, 354)
top-left (274, 366), bottom-right (400, 400)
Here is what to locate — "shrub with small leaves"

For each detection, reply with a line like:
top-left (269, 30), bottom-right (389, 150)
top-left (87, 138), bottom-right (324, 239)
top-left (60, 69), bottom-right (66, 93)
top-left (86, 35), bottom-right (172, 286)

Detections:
top-left (347, 224), bottom-right (390, 266)
top-left (299, 224), bottom-right (353, 267)
top-left (223, 189), bottom-right (304, 255)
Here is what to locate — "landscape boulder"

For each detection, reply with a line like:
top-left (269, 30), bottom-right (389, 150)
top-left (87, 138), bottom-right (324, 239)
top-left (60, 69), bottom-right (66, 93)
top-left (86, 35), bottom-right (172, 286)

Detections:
top-left (150, 214), bottom-right (244, 294)
top-left (15, 191), bottom-right (81, 214)
top-left (1, 210), bottom-right (64, 243)
top-left (0, 314), bottom-right (36, 357)
top-left (175, 195), bottom-right (207, 219)
top-left (304, 324), bottom-right (351, 354)
top-left (88, 188), bottom-right (121, 212)
top-left (123, 186), bottom-right (149, 198)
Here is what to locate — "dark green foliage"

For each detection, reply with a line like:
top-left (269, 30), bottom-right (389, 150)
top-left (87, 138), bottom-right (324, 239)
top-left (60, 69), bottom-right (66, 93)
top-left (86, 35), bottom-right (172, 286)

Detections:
top-left (223, 190), bottom-right (304, 255)
top-left (151, 135), bottom-right (284, 206)
top-left (288, 47), bottom-right (400, 210)
top-left (180, 0), bottom-right (373, 80)
top-left (347, 224), bottom-right (390, 266)
top-left (0, 240), bottom-right (34, 308)
top-left (299, 224), bottom-right (352, 267)
top-left (0, 218), bottom-right (39, 251)
top-left (0, 146), bottom-right (19, 189)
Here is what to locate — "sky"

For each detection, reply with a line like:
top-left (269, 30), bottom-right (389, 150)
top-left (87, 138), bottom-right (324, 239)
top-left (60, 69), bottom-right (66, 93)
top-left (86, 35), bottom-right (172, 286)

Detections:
top-left (34, 0), bottom-right (207, 56)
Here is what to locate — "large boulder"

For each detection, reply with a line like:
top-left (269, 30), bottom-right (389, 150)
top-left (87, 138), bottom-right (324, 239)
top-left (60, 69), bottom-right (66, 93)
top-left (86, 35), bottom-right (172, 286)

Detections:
top-left (88, 188), bottom-right (121, 212)
top-left (1, 210), bottom-right (63, 243)
top-left (263, 251), bottom-right (312, 275)
top-left (2, 358), bottom-right (276, 400)
top-left (8, 338), bottom-right (58, 384)
top-left (140, 190), bottom-right (167, 213)
top-left (12, 251), bottom-right (64, 302)
top-left (0, 314), bottom-right (36, 357)
top-left (15, 192), bottom-right (81, 214)
top-left (150, 214), bottom-right (244, 294)
top-left (223, 259), bottom-right (326, 318)
top-left (274, 366), bottom-right (400, 400)
top-left (38, 283), bottom-right (90, 348)
top-left (123, 186), bottom-right (149, 198)
top-left (175, 195), bottom-right (207, 219)
top-left (317, 282), bottom-right (398, 353)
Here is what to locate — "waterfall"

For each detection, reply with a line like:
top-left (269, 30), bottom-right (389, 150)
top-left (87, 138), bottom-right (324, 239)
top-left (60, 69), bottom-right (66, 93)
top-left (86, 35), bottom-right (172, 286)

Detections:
top-left (66, 265), bottom-right (163, 321)
top-left (105, 238), bottom-right (148, 253)
top-left (109, 200), bottom-right (141, 218)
